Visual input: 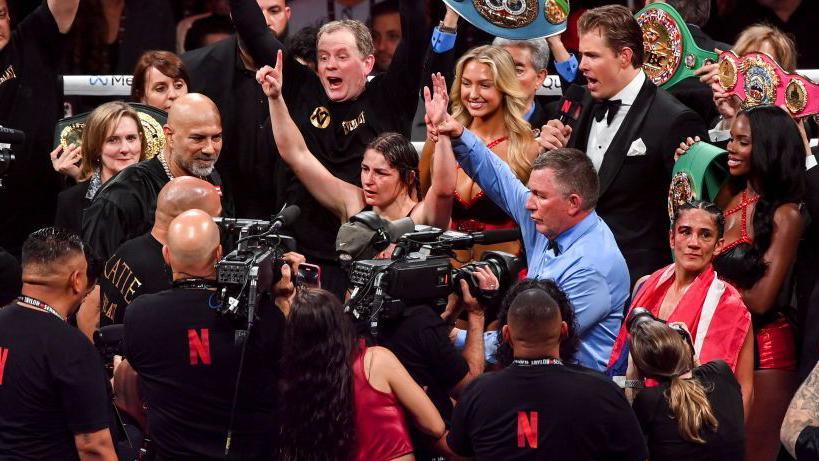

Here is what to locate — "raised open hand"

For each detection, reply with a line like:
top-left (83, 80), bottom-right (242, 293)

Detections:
top-left (423, 72), bottom-right (450, 127)
top-left (256, 49), bottom-right (284, 99)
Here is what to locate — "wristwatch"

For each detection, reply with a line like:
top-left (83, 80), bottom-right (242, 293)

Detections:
top-left (438, 20), bottom-right (457, 34)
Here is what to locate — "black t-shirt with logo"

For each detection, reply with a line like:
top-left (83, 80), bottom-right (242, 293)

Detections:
top-left (448, 363), bottom-right (648, 461)
top-left (0, 4), bottom-right (65, 257)
top-left (98, 232), bottom-right (171, 327)
top-left (632, 360), bottom-right (745, 461)
top-left (0, 303), bottom-right (111, 460)
top-left (123, 287), bottom-right (284, 460)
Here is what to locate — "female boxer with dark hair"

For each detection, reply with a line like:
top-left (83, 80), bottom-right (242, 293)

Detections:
top-left (679, 104), bottom-right (806, 461)
top-left (256, 51), bottom-right (455, 230)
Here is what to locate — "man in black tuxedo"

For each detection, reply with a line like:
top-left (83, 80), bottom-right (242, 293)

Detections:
top-left (539, 5), bottom-right (707, 285)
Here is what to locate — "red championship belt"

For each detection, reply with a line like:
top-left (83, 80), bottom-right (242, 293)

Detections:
top-left (718, 50), bottom-right (819, 117)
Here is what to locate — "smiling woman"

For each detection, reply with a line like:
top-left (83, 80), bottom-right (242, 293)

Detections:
top-left (55, 101), bottom-right (147, 235)
top-left (130, 50), bottom-right (190, 111)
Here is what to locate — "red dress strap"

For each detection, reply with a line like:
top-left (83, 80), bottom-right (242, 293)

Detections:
top-left (717, 191), bottom-right (758, 254)
top-left (352, 345), bottom-right (413, 461)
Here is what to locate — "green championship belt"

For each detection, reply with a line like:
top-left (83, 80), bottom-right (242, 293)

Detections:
top-left (668, 141), bottom-right (729, 220)
top-left (635, 2), bottom-right (718, 90)
top-left (53, 103), bottom-right (168, 160)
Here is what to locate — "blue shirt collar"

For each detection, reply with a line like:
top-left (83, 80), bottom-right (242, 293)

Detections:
top-left (553, 211), bottom-right (598, 254)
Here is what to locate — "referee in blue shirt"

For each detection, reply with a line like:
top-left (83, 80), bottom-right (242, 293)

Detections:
top-left (429, 110), bottom-right (629, 371)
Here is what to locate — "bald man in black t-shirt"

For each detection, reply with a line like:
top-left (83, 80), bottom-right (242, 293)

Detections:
top-left (445, 282), bottom-right (648, 461)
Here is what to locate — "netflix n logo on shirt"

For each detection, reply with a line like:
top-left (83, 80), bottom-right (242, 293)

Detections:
top-left (188, 329), bottom-right (211, 365)
top-left (517, 411), bottom-right (538, 448)
top-left (0, 347), bottom-right (8, 385)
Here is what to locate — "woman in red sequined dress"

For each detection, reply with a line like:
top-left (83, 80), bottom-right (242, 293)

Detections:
top-left (709, 105), bottom-right (806, 461)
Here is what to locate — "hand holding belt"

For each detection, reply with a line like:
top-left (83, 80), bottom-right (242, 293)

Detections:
top-left (635, 2), bottom-right (718, 89)
top-left (592, 99), bottom-right (622, 125)
top-left (718, 50), bottom-right (819, 117)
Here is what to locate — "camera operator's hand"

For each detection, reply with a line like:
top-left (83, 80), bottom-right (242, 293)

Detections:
top-left (50, 143), bottom-right (82, 181)
top-left (273, 252), bottom-right (305, 317)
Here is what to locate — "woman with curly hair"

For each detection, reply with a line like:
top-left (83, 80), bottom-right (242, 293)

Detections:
top-left (420, 45), bottom-right (540, 261)
top-left (279, 288), bottom-right (446, 461)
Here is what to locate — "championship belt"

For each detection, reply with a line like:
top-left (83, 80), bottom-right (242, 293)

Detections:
top-left (668, 141), bottom-right (728, 220)
top-left (442, 0), bottom-right (568, 40)
top-left (717, 50), bottom-right (819, 117)
top-left (53, 103), bottom-right (168, 160)
top-left (635, 2), bottom-right (717, 89)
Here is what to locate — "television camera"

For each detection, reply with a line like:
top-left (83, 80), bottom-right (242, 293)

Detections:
top-left (0, 126), bottom-right (24, 188)
top-left (214, 205), bottom-right (301, 324)
top-left (345, 226), bottom-right (523, 336)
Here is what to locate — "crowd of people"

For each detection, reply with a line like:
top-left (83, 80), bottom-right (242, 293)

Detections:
top-left (1, 0), bottom-right (819, 460)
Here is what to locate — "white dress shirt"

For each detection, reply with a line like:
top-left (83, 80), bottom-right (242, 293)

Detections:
top-left (586, 71), bottom-right (646, 172)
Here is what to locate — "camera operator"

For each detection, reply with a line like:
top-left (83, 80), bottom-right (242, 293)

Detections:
top-left (0, 228), bottom-right (116, 460)
top-left (76, 176), bottom-right (223, 339)
top-left (120, 210), bottom-right (297, 460)
top-left (444, 280), bottom-right (647, 460)
top-left (370, 268), bottom-right (496, 459)
top-left (0, 0), bottom-right (80, 258)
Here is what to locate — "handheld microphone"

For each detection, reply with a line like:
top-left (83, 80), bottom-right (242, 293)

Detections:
top-left (0, 126), bottom-right (25, 145)
top-left (439, 228), bottom-right (521, 249)
top-left (556, 84), bottom-right (586, 128)
top-left (269, 205), bottom-right (301, 233)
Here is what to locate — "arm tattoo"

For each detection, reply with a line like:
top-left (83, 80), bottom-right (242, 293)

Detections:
top-left (782, 363), bottom-right (819, 456)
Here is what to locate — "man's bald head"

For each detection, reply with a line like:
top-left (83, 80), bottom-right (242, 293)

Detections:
top-left (155, 177), bottom-right (222, 231)
top-left (506, 288), bottom-right (564, 347)
top-left (164, 209), bottom-right (222, 276)
top-left (164, 93), bottom-right (223, 177)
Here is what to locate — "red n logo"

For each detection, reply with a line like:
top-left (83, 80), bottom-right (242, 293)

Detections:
top-left (517, 411), bottom-right (538, 448)
top-left (187, 329), bottom-right (211, 365)
top-left (0, 347), bottom-right (8, 385)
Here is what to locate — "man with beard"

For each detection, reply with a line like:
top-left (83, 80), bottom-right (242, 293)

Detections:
top-left (82, 93), bottom-right (233, 262)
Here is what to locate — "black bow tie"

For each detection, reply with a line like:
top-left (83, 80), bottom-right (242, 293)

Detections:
top-left (593, 99), bottom-right (623, 125)
top-left (548, 239), bottom-right (561, 256)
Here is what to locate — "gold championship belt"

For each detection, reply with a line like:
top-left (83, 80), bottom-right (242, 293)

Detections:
top-left (635, 2), bottom-right (717, 89)
top-left (443, 0), bottom-right (568, 40)
top-left (717, 50), bottom-right (819, 117)
top-left (53, 103), bottom-right (168, 159)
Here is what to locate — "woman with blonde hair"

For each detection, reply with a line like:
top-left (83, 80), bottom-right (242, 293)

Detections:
top-left (630, 320), bottom-right (745, 461)
top-left (54, 101), bottom-right (147, 234)
top-left (420, 45), bottom-right (540, 261)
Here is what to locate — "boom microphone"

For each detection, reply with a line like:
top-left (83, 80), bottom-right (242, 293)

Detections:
top-left (270, 205), bottom-right (301, 233)
top-left (557, 84), bottom-right (586, 128)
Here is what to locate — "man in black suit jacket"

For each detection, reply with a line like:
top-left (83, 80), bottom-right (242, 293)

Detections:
top-left (539, 5), bottom-right (707, 285)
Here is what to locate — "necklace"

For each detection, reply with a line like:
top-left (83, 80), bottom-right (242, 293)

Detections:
top-left (17, 295), bottom-right (65, 321)
top-left (157, 152), bottom-right (175, 180)
top-left (512, 357), bottom-right (563, 367)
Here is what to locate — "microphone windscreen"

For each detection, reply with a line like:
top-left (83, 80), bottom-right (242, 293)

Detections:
top-left (475, 228), bottom-right (522, 245)
top-left (385, 217), bottom-right (415, 242)
top-left (277, 205), bottom-right (301, 226)
top-left (335, 221), bottom-right (379, 262)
